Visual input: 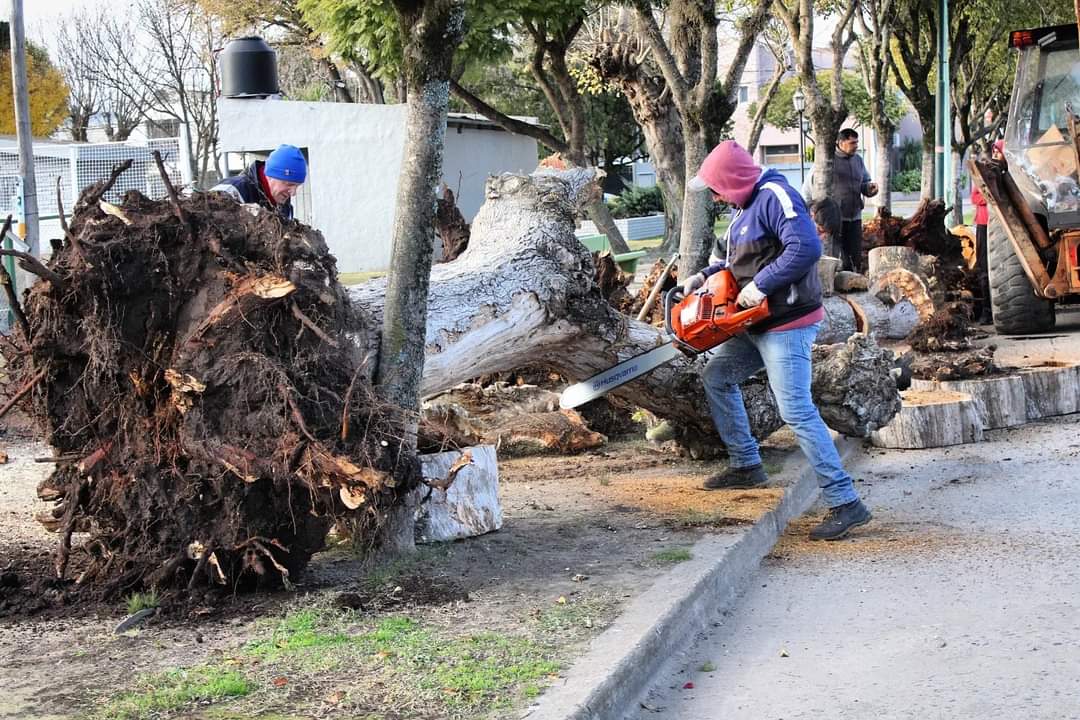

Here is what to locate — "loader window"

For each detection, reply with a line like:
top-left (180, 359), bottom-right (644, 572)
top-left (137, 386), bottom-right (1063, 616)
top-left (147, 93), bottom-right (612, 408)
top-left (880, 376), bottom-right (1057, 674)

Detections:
top-left (1033, 49), bottom-right (1080, 136)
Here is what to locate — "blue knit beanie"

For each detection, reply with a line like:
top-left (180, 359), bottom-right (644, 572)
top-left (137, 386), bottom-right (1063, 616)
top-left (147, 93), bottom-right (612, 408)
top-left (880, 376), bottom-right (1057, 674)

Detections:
top-left (265, 144), bottom-right (307, 183)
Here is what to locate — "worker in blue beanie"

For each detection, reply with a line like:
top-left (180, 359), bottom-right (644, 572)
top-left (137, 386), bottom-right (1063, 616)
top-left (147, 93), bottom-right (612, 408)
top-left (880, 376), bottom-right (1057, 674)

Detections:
top-left (210, 144), bottom-right (307, 220)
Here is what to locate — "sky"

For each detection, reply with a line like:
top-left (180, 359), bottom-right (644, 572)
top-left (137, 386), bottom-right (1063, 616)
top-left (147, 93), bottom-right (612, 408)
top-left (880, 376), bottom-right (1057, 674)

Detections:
top-left (7, 0), bottom-right (130, 50)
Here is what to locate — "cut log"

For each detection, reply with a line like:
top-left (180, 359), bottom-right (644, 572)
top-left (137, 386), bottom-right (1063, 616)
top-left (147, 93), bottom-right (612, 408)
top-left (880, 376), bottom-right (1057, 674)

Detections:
top-left (413, 445), bottom-right (501, 543)
top-left (868, 245), bottom-right (921, 284)
top-left (834, 271), bottom-right (869, 293)
top-left (491, 409), bottom-right (606, 456)
top-left (818, 256), bottom-right (841, 297)
top-left (812, 333), bottom-right (903, 437)
top-left (818, 295), bottom-right (857, 344)
top-left (910, 374), bottom-right (1028, 429)
top-left (840, 292), bottom-right (890, 339)
top-left (871, 268), bottom-right (937, 322)
top-left (348, 171), bottom-right (902, 442)
top-left (871, 389), bottom-right (984, 448)
top-left (1017, 362), bottom-right (1080, 419)
top-left (885, 299), bottom-right (920, 339)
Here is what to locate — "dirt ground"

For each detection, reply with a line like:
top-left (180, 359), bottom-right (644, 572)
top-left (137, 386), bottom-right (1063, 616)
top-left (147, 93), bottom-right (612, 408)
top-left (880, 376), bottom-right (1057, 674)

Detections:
top-left (0, 419), bottom-right (808, 720)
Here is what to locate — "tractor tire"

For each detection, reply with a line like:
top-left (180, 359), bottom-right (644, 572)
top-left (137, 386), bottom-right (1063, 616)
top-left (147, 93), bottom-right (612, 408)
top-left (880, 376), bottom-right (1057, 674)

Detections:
top-left (986, 216), bottom-right (1055, 334)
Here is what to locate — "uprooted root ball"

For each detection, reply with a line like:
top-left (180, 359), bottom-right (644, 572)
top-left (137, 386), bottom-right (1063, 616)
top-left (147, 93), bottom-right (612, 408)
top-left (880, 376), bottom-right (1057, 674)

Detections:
top-left (20, 186), bottom-right (418, 600)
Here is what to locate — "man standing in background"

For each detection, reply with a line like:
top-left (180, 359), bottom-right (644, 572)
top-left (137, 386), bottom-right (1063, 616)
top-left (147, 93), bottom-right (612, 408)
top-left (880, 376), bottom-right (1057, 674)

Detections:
top-left (803, 129), bottom-right (878, 273)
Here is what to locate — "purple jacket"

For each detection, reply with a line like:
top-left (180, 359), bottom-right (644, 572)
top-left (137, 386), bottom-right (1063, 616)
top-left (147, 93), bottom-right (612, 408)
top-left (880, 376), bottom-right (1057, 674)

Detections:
top-left (703, 170), bottom-right (823, 331)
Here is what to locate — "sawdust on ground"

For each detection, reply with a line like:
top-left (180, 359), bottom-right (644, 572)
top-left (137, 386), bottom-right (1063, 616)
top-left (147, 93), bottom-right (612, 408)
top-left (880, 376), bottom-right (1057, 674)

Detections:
top-left (770, 516), bottom-right (970, 561)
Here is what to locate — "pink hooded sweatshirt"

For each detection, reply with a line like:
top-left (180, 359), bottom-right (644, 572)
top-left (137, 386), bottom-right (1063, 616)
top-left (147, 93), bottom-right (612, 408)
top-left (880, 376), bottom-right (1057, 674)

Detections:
top-left (690, 140), bottom-right (762, 208)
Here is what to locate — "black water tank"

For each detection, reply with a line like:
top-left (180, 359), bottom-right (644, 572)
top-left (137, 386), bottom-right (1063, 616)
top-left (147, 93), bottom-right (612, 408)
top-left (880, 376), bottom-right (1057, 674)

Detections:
top-left (219, 37), bottom-right (279, 98)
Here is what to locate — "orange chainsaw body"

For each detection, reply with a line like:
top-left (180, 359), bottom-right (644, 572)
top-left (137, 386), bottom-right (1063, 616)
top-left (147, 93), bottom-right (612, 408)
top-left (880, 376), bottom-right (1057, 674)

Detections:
top-left (667, 269), bottom-right (770, 352)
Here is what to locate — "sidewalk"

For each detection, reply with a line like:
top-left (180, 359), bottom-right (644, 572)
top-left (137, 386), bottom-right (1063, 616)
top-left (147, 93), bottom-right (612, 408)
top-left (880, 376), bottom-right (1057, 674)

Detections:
top-left (523, 434), bottom-right (860, 720)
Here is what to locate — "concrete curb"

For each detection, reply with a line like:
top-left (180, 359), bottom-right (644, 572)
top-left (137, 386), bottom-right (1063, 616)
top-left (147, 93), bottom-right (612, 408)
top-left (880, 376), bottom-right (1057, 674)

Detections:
top-left (522, 436), bottom-right (861, 720)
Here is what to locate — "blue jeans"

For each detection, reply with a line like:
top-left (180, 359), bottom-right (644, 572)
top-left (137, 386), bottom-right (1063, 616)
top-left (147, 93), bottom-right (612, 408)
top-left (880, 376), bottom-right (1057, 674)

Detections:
top-left (702, 322), bottom-right (859, 508)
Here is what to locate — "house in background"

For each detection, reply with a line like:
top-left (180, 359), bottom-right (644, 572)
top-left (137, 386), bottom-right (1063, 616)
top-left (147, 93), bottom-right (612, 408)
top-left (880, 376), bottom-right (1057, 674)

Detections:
top-left (216, 98), bottom-right (539, 273)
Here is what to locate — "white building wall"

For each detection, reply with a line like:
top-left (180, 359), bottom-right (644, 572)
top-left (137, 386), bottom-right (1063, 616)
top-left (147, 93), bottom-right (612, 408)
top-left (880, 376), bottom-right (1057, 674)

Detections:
top-left (442, 123), bottom-right (538, 221)
top-left (218, 98), bottom-right (408, 273)
top-left (217, 99), bottom-right (538, 272)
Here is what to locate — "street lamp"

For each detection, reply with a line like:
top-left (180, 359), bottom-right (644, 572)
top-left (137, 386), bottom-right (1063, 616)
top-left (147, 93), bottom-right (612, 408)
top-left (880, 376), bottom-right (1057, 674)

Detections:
top-left (792, 87), bottom-right (806, 185)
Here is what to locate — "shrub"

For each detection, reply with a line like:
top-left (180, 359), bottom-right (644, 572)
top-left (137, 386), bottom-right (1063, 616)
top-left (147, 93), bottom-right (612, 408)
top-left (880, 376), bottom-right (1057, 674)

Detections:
top-left (609, 185), bottom-right (664, 218)
top-left (898, 138), bottom-right (922, 172)
top-left (891, 168), bottom-right (922, 193)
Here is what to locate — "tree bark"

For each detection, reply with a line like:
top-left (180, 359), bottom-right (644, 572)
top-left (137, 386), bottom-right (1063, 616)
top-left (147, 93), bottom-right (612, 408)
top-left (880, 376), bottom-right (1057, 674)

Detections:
top-left (377, 0), bottom-right (465, 553)
top-left (587, 33), bottom-right (685, 252)
top-left (349, 170), bottom-right (902, 445)
top-left (875, 124), bottom-right (895, 211)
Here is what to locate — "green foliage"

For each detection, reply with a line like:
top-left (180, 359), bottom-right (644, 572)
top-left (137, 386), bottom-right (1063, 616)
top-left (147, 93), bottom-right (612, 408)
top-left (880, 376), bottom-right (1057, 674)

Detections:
top-left (96, 666), bottom-right (251, 720)
top-left (298, 0), bottom-right (582, 82)
top-left (891, 169), bottom-right (922, 193)
top-left (898, 137), bottom-right (922, 172)
top-left (752, 72), bottom-right (905, 133)
top-left (609, 185), bottom-right (665, 219)
top-left (124, 590), bottom-right (160, 615)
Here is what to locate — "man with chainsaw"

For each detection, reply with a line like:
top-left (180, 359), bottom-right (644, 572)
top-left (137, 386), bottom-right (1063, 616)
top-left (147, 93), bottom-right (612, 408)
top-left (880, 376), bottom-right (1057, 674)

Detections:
top-left (682, 140), bottom-right (872, 541)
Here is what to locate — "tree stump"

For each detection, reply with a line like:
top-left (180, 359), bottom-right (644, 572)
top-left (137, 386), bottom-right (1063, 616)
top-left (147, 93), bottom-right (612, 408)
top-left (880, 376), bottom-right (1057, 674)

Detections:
top-left (910, 375), bottom-right (1028, 429)
top-left (1017, 362), bottom-right (1080, 419)
top-left (413, 445), bottom-right (501, 543)
top-left (818, 295), bottom-right (857, 344)
top-left (818, 256), bottom-right (841, 297)
top-left (868, 245), bottom-right (921, 284)
top-left (870, 389), bottom-right (984, 448)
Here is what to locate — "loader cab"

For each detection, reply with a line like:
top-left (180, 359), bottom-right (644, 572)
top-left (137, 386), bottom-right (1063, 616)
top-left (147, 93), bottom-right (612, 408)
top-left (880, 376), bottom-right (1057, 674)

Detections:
top-left (1005, 24), bottom-right (1080, 228)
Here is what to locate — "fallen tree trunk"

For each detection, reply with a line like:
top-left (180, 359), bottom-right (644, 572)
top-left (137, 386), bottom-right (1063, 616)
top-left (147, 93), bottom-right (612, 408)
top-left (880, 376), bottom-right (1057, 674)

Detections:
top-left (349, 171), bottom-right (902, 444)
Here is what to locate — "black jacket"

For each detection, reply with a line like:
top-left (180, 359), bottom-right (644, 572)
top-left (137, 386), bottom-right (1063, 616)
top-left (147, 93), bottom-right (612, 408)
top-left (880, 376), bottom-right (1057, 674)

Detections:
top-left (210, 161), bottom-right (294, 220)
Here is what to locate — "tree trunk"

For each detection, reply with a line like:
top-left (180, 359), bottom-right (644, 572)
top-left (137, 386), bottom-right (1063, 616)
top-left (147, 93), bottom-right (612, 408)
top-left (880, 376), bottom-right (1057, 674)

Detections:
top-left (875, 123), bottom-right (894, 212)
top-left (920, 133), bottom-right (935, 200)
top-left (951, 148), bottom-right (965, 226)
top-left (587, 29), bottom-right (685, 254)
top-left (586, 197), bottom-right (631, 254)
top-left (377, 0), bottom-right (465, 553)
top-left (320, 56), bottom-right (356, 103)
top-left (349, 170), bottom-right (902, 444)
top-left (678, 127), bottom-right (713, 278)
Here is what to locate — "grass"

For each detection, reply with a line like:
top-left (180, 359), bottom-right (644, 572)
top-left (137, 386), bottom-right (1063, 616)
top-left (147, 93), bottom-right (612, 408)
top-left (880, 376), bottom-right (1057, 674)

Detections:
top-left (337, 270), bottom-right (386, 286)
top-left (96, 665), bottom-right (252, 720)
top-left (651, 547), bottom-right (693, 565)
top-left (124, 590), bottom-right (160, 615)
top-left (244, 608), bottom-right (353, 662)
top-left (98, 604), bottom-right (567, 719)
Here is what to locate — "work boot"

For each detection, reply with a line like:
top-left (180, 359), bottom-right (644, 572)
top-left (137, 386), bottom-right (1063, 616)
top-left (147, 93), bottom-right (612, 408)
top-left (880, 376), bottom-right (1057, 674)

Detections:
top-left (809, 499), bottom-right (872, 541)
top-left (702, 464), bottom-right (768, 490)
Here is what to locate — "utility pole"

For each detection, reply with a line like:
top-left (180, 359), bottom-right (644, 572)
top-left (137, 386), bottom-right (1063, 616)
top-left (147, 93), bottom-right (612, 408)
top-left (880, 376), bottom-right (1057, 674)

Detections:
top-left (9, 0), bottom-right (39, 256)
top-left (934, 0), bottom-right (951, 201)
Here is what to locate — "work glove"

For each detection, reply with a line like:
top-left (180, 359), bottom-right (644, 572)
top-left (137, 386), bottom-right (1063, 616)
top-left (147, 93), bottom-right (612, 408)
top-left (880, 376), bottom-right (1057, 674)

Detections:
top-left (681, 272), bottom-right (706, 295)
top-left (736, 281), bottom-right (766, 308)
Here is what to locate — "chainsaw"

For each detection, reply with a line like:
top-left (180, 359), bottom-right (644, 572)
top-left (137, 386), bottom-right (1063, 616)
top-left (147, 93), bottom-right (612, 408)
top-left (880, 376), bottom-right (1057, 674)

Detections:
top-left (559, 269), bottom-right (769, 409)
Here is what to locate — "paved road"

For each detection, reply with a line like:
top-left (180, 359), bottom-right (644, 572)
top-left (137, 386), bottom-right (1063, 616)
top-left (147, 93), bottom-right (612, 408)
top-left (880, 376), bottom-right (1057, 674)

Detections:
top-left (631, 414), bottom-right (1080, 720)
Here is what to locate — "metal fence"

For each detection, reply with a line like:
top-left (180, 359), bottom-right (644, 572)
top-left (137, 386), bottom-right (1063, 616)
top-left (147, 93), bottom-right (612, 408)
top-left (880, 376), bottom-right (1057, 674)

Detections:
top-left (0, 137), bottom-right (187, 221)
